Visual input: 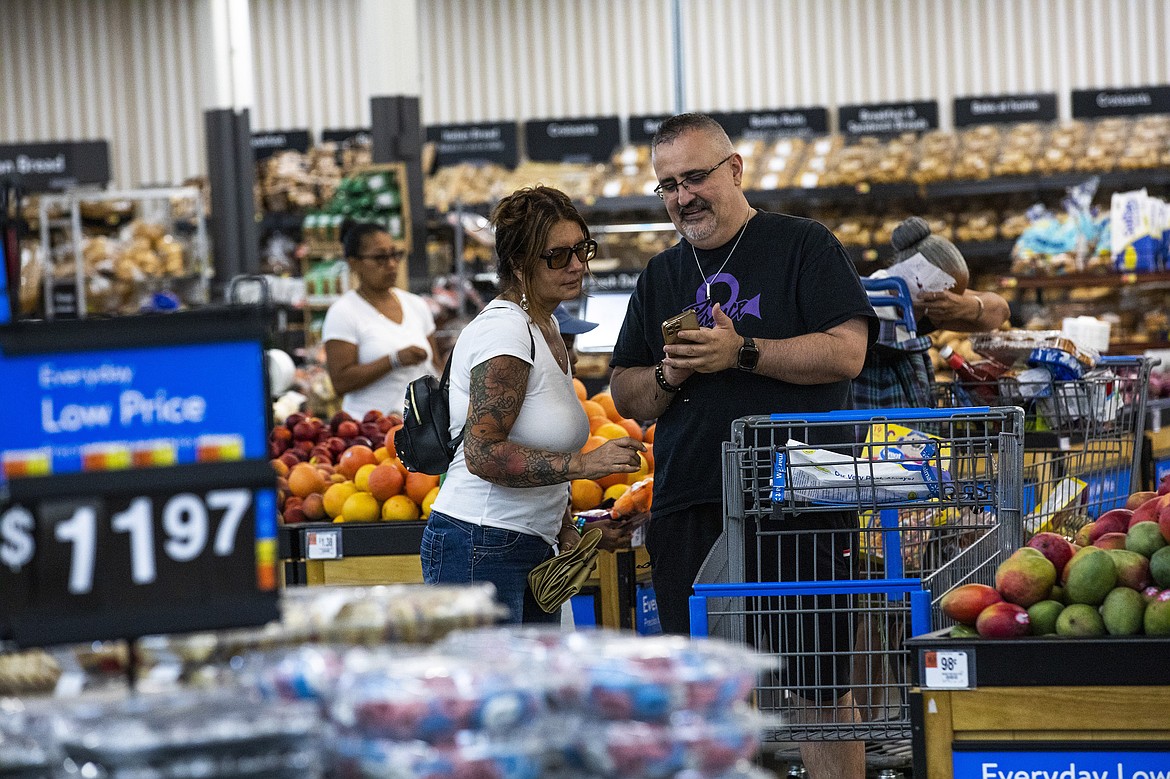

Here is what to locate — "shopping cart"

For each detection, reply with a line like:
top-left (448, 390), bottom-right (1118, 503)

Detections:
top-left (689, 406), bottom-right (1023, 762)
top-left (935, 355), bottom-right (1156, 539)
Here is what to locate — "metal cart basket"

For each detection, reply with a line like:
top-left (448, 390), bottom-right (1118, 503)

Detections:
top-left (935, 355), bottom-right (1155, 539)
top-left (690, 406), bottom-right (1023, 755)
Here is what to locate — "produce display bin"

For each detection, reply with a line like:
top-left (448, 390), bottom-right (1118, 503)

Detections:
top-left (907, 629), bottom-right (1170, 778)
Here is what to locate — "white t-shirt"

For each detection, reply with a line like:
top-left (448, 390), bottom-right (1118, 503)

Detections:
top-left (432, 301), bottom-right (590, 543)
top-left (321, 289), bottom-right (436, 419)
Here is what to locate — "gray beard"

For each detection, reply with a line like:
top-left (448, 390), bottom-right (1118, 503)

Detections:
top-left (679, 215), bottom-right (717, 244)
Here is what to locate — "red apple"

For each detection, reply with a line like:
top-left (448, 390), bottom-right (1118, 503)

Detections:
top-left (285, 412), bottom-right (306, 431)
top-left (377, 416), bottom-right (395, 433)
top-left (330, 411), bottom-right (355, 434)
top-left (271, 426), bottom-right (293, 445)
top-left (337, 420), bottom-right (360, 439)
top-left (360, 422), bottom-right (382, 440)
top-left (282, 506), bottom-right (307, 524)
top-left (363, 409), bottom-right (384, 424)
top-left (326, 436), bottom-right (348, 456)
top-left (351, 436), bottom-right (373, 450)
top-left (268, 440), bottom-right (286, 459)
top-left (279, 451), bottom-right (302, 469)
top-left (295, 439), bottom-right (315, 454)
top-left (292, 420), bottom-right (316, 441)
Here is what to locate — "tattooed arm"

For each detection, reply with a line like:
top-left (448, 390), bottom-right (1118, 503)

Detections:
top-left (463, 355), bottom-right (645, 487)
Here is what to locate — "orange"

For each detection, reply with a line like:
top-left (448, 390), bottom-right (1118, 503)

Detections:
top-left (617, 418), bottom-right (643, 442)
top-left (597, 472), bottom-right (628, 490)
top-left (388, 457), bottom-right (410, 482)
top-left (643, 443), bottom-right (654, 473)
top-left (572, 377), bottom-right (588, 401)
top-left (288, 464), bottom-right (327, 498)
top-left (589, 415), bottom-right (612, 434)
top-left (643, 423), bottom-right (655, 444)
top-left (368, 463), bottom-right (405, 502)
top-left (354, 463), bottom-right (378, 492)
top-left (581, 435), bottom-right (607, 453)
top-left (631, 477), bottom-right (653, 513)
top-left (373, 446), bottom-right (391, 463)
top-left (421, 486), bottom-right (441, 518)
top-left (590, 392), bottom-right (621, 422)
top-left (570, 479), bottom-right (603, 511)
top-left (603, 483), bottom-right (631, 503)
top-left (337, 445), bottom-right (377, 479)
top-left (594, 422), bottom-right (629, 440)
top-left (386, 424), bottom-right (402, 457)
top-left (382, 494), bottom-right (421, 521)
top-left (323, 481), bottom-right (358, 519)
top-left (626, 452), bottom-right (650, 484)
top-left (581, 399), bottom-right (607, 420)
top-left (405, 471), bottom-right (441, 506)
top-left (341, 492), bottom-right (380, 523)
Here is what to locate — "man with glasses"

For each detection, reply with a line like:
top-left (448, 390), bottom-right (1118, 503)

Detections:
top-left (609, 113), bottom-right (876, 778)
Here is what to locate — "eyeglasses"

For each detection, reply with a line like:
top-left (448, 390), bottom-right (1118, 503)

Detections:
top-left (653, 153), bottom-right (735, 199)
top-left (358, 249), bottom-right (406, 264)
top-left (541, 238), bottom-right (597, 270)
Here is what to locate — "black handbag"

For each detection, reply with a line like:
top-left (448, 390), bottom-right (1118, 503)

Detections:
top-left (395, 315), bottom-right (534, 476)
top-left (395, 357), bottom-right (464, 476)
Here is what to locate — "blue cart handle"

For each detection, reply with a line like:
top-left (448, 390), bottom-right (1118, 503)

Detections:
top-left (769, 407), bottom-right (990, 423)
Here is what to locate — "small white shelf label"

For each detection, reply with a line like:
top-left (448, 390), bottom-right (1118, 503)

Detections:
top-left (306, 529), bottom-right (342, 560)
top-left (923, 649), bottom-right (971, 689)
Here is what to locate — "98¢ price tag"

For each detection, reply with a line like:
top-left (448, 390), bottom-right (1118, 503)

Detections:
top-left (922, 649), bottom-right (973, 689)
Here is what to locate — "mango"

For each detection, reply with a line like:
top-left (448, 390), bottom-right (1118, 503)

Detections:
top-left (994, 548), bottom-right (1056, 607)
top-left (975, 601), bottom-right (1030, 638)
top-left (1093, 532), bottom-right (1128, 551)
top-left (1061, 545), bottom-right (1104, 586)
top-left (1055, 603), bottom-right (1106, 636)
top-left (1026, 532), bottom-right (1075, 577)
top-left (1151, 546), bottom-right (1170, 588)
top-left (1064, 550), bottom-right (1117, 606)
top-left (1090, 509), bottom-right (1133, 542)
top-left (1074, 521), bottom-right (1095, 548)
top-left (1105, 549), bottom-right (1152, 591)
top-left (1144, 596), bottom-right (1170, 635)
top-left (1026, 600), bottom-right (1065, 636)
top-left (1101, 587), bottom-right (1146, 636)
top-left (1126, 521), bottom-right (1167, 558)
top-left (949, 623), bottom-right (978, 639)
top-left (940, 583), bottom-right (1003, 626)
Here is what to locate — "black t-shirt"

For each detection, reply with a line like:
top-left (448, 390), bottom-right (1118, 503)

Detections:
top-left (610, 211), bottom-right (878, 517)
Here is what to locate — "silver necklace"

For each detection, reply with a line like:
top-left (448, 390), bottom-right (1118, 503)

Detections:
top-left (692, 211), bottom-right (753, 303)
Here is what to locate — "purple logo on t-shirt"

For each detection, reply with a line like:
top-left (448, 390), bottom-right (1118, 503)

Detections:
top-left (692, 272), bottom-right (762, 327)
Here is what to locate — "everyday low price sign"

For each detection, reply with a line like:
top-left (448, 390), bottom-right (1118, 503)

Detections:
top-left (953, 750), bottom-right (1170, 778)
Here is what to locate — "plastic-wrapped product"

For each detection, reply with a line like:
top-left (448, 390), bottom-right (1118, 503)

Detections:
top-left (0, 699), bottom-right (54, 779)
top-left (329, 729), bottom-right (553, 779)
top-left (330, 652), bottom-right (549, 744)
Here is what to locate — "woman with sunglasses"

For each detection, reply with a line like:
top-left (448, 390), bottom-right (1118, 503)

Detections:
top-left (322, 221), bottom-right (440, 419)
top-left (422, 186), bottom-right (645, 624)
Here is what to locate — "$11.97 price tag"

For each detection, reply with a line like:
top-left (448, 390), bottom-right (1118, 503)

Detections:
top-left (0, 462), bottom-right (279, 646)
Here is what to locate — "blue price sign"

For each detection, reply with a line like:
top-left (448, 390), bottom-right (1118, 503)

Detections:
top-left (1082, 468), bottom-right (1132, 518)
top-left (954, 749), bottom-right (1170, 778)
top-left (0, 340), bottom-right (266, 481)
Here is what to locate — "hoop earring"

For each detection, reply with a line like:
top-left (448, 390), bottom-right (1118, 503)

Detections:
top-left (520, 292), bottom-right (529, 311)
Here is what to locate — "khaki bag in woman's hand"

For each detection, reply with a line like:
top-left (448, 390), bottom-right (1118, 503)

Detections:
top-left (527, 527), bottom-right (604, 613)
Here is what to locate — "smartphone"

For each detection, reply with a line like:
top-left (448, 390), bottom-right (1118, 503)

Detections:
top-left (661, 309), bottom-right (699, 345)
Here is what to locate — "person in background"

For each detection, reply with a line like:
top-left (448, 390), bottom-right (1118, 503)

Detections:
top-left (555, 303), bottom-right (644, 552)
top-left (852, 216), bottom-right (1011, 410)
top-left (422, 187), bottom-right (645, 624)
top-left (608, 113), bottom-right (877, 779)
top-left (322, 222), bottom-right (439, 419)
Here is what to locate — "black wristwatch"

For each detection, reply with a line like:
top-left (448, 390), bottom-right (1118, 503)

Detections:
top-left (736, 336), bottom-right (759, 372)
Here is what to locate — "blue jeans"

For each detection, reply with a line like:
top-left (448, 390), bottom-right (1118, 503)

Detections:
top-left (420, 510), bottom-right (558, 625)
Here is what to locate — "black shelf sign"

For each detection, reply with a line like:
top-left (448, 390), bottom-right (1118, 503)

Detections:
top-left (251, 129), bottom-right (312, 161)
top-left (0, 462), bottom-right (279, 647)
top-left (838, 101), bottom-right (939, 136)
top-left (628, 115), bottom-right (671, 144)
top-left (525, 116), bottom-right (621, 164)
top-left (321, 128), bottom-right (372, 146)
top-left (954, 93), bottom-right (1058, 127)
top-left (425, 122), bottom-right (519, 168)
top-left (1072, 85), bottom-right (1170, 118)
top-left (710, 108), bottom-right (829, 139)
top-left (0, 141), bottom-right (110, 194)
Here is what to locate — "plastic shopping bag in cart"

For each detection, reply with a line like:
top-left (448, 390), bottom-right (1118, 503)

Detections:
top-left (772, 436), bottom-right (950, 505)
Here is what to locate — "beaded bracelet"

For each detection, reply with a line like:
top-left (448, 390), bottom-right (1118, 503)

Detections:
top-left (562, 515), bottom-right (585, 534)
top-left (655, 361), bottom-right (681, 393)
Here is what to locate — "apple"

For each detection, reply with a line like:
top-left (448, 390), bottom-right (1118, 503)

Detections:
top-left (279, 451), bottom-right (302, 469)
top-left (326, 436), bottom-right (348, 456)
top-left (360, 422), bottom-right (382, 440)
top-left (282, 506), bottom-right (307, 524)
top-left (292, 420), bottom-right (316, 441)
top-left (377, 416), bottom-right (395, 433)
top-left (295, 439), bottom-right (315, 454)
top-left (285, 412), bottom-right (306, 431)
top-left (337, 420), bottom-right (360, 439)
top-left (330, 411), bottom-right (355, 434)
top-left (363, 409), bottom-right (385, 424)
top-left (271, 426), bottom-right (293, 445)
top-left (268, 440), bottom-right (286, 459)
top-left (351, 436), bottom-right (374, 449)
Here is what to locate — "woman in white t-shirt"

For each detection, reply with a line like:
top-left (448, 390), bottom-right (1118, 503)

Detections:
top-left (322, 223), bottom-right (438, 420)
top-left (423, 186), bottom-right (645, 624)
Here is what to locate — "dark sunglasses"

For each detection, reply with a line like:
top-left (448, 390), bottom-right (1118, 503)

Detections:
top-left (540, 238), bottom-right (597, 270)
top-left (358, 249), bottom-right (406, 264)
